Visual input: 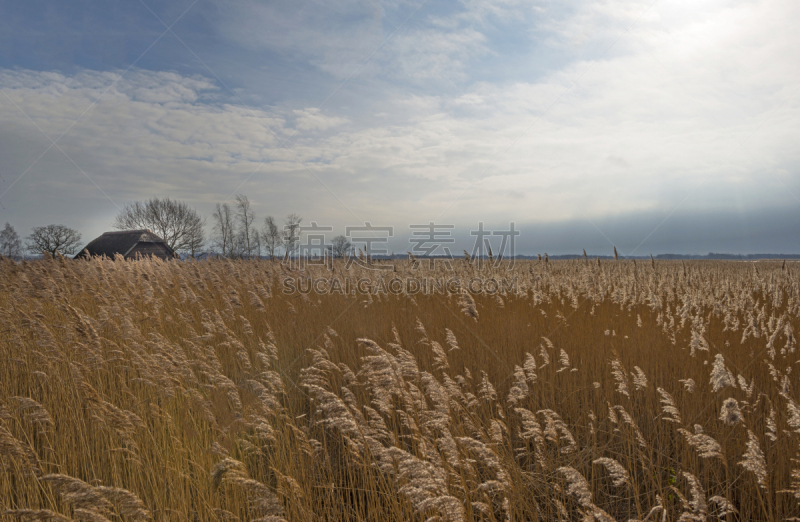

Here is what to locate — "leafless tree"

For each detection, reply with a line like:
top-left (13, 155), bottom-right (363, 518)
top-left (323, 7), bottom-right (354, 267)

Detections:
top-left (235, 194), bottom-right (257, 259)
top-left (261, 216), bottom-right (281, 260)
top-left (26, 224), bottom-right (82, 257)
top-left (212, 202), bottom-right (235, 257)
top-left (328, 235), bottom-right (353, 259)
top-left (113, 197), bottom-right (204, 255)
top-left (251, 229), bottom-right (261, 259)
top-left (0, 223), bottom-right (23, 259)
top-left (186, 217), bottom-right (206, 258)
top-left (283, 213), bottom-right (302, 259)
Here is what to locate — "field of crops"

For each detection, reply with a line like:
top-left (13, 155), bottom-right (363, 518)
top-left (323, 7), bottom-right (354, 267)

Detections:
top-left (1, 255), bottom-right (799, 521)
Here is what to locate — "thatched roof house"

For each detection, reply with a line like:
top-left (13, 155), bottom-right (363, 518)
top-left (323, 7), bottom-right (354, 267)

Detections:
top-left (75, 230), bottom-right (177, 260)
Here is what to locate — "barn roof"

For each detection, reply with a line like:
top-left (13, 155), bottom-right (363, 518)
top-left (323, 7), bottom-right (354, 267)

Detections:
top-left (74, 230), bottom-right (177, 260)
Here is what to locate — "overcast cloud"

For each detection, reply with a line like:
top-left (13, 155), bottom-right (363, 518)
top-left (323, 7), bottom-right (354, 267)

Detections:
top-left (0, 0), bottom-right (798, 255)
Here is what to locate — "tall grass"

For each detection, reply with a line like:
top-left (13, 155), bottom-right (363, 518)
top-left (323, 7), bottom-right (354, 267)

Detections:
top-left (1, 254), bottom-right (799, 521)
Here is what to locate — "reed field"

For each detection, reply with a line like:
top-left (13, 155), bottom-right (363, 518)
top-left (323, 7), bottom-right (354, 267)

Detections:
top-left (2, 254), bottom-right (800, 521)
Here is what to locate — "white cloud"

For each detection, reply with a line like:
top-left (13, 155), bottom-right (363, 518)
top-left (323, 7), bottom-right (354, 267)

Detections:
top-left (0, 0), bottom-right (799, 249)
top-left (291, 108), bottom-right (350, 131)
top-left (387, 26), bottom-right (489, 82)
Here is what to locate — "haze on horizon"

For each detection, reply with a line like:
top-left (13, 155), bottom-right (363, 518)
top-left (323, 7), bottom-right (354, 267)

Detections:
top-left (1, 0), bottom-right (799, 257)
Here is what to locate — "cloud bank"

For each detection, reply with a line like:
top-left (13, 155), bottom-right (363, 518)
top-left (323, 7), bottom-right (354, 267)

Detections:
top-left (0, 0), bottom-right (798, 253)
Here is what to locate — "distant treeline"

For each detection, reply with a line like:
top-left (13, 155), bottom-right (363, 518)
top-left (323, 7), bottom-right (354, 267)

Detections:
top-left (365, 253), bottom-right (800, 260)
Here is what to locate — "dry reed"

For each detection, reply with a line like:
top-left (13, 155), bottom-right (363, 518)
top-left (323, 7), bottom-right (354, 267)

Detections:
top-left (1, 256), bottom-right (799, 520)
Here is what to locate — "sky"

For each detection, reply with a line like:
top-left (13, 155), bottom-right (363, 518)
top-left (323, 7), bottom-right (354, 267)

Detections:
top-left (0, 0), bottom-right (799, 256)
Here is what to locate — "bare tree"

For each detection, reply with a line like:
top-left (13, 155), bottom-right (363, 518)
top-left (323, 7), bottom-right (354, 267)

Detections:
top-left (283, 213), bottom-right (302, 259)
top-left (26, 224), bottom-right (82, 257)
top-left (261, 216), bottom-right (281, 260)
top-left (328, 235), bottom-right (353, 259)
top-left (251, 229), bottom-right (261, 259)
top-left (113, 197), bottom-right (204, 255)
top-left (186, 217), bottom-right (206, 258)
top-left (0, 223), bottom-right (23, 259)
top-left (212, 202), bottom-right (235, 257)
top-left (229, 233), bottom-right (244, 258)
top-left (235, 194), bottom-right (256, 259)
top-left (230, 227), bottom-right (260, 259)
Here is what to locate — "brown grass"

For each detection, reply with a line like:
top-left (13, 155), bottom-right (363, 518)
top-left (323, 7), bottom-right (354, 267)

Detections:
top-left (1, 255), bottom-right (799, 521)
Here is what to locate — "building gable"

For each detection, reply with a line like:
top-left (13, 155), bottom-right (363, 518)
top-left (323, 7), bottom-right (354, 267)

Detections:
top-left (75, 230), bottom-right (176, 260)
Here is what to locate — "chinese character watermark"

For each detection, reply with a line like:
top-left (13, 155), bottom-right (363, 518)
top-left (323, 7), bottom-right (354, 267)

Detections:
top-left (345, 223), bottom-right (394, 270)
top-left (408, 222), bottom-right (455, 270)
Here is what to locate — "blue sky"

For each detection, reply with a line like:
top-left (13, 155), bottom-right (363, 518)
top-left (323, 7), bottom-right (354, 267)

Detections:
top-left (1, 0), bottom-right (799, 255)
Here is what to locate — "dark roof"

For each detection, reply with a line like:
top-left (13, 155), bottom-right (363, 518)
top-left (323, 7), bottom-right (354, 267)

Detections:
top-left (74, 230), bottom-right (177, 260)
